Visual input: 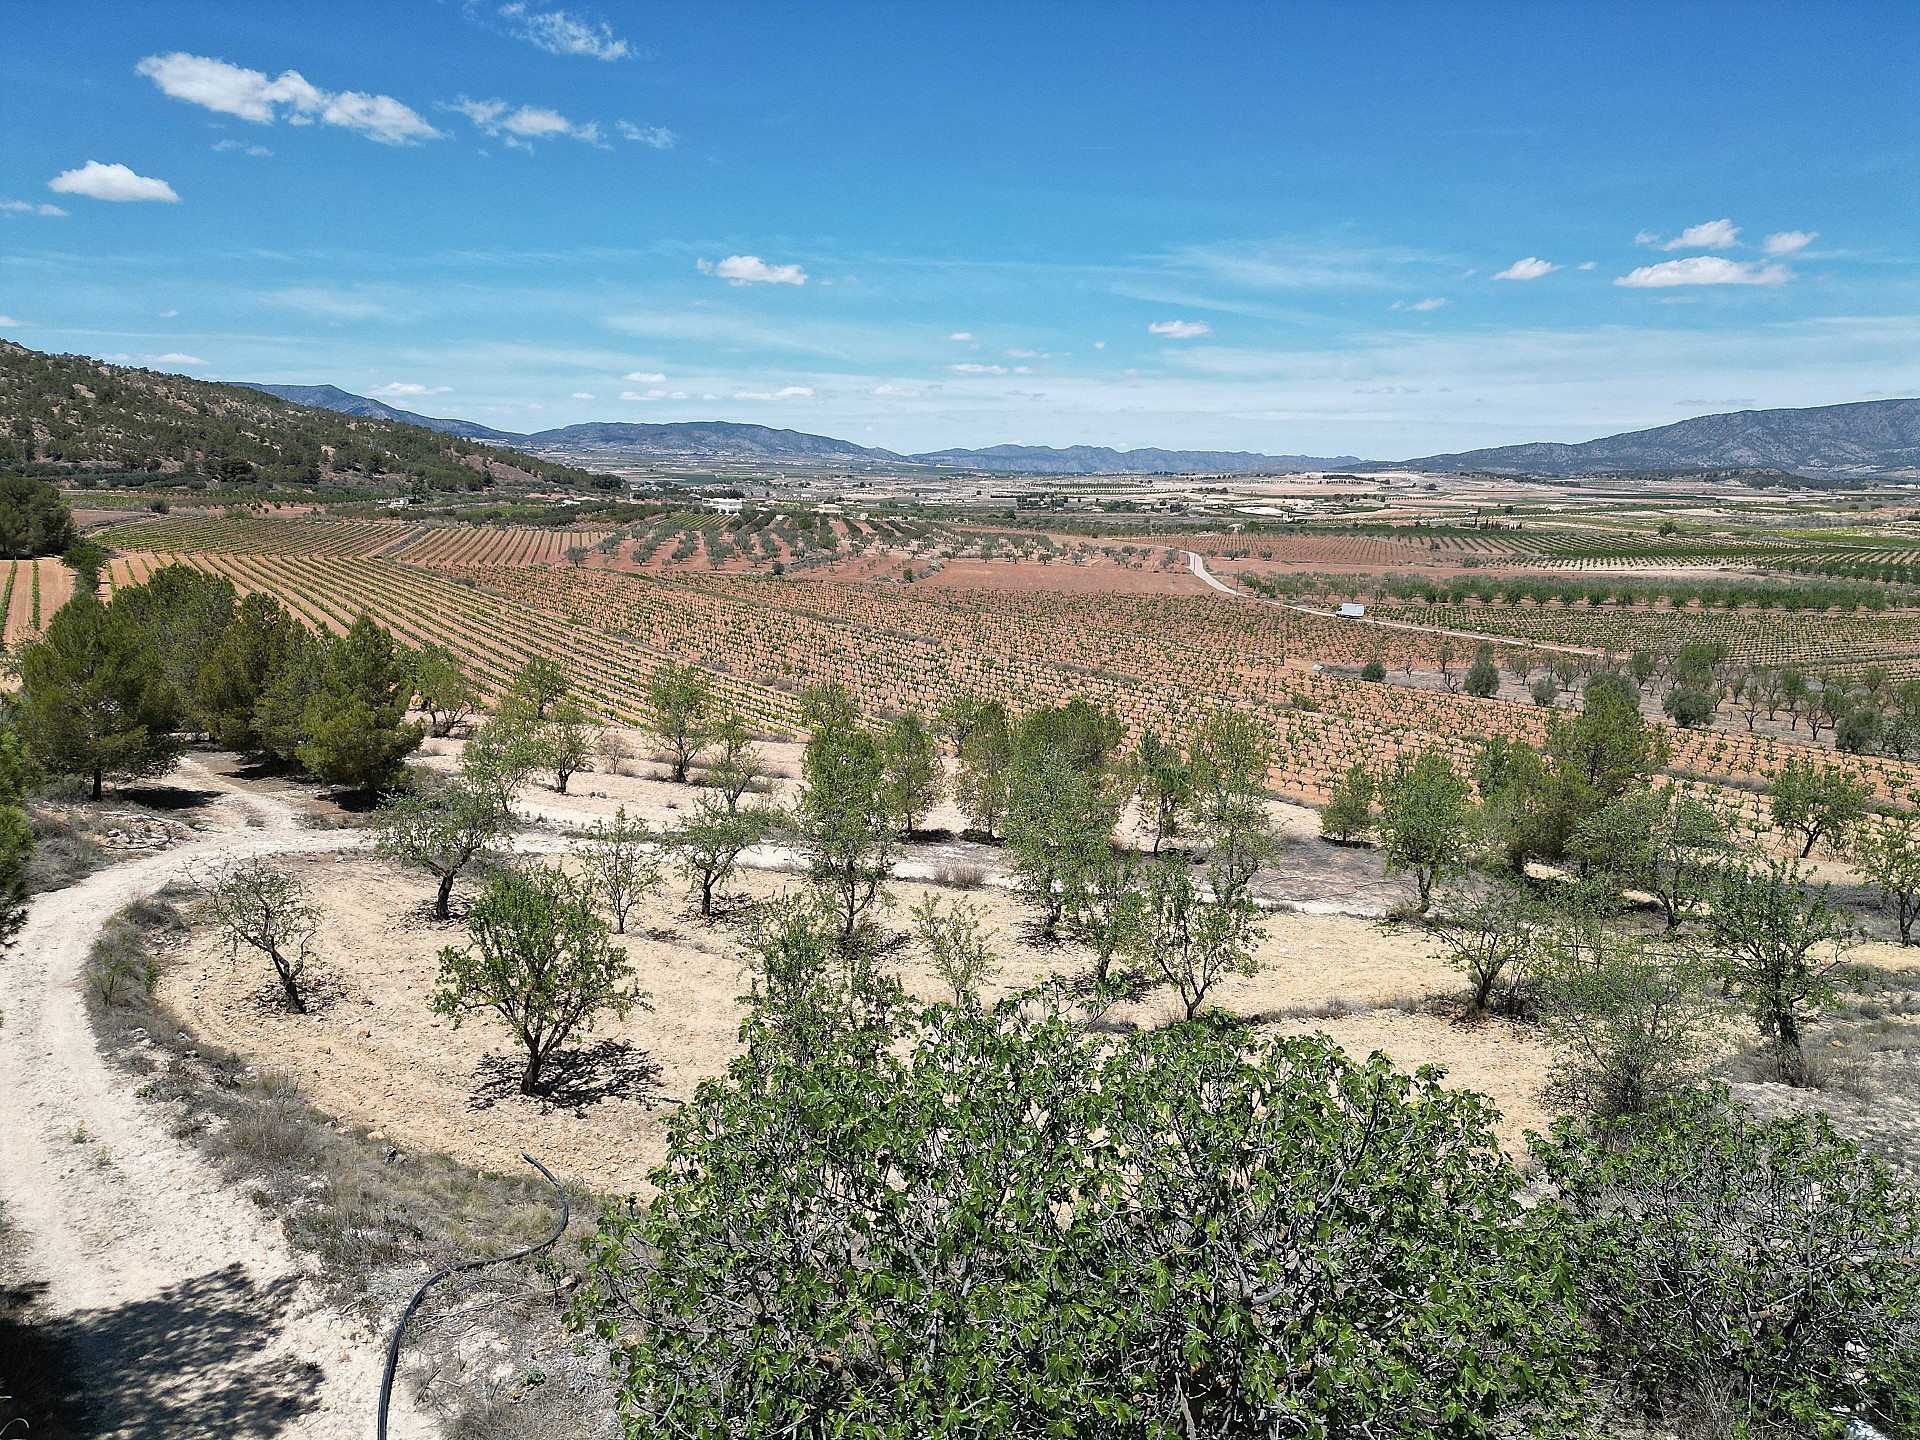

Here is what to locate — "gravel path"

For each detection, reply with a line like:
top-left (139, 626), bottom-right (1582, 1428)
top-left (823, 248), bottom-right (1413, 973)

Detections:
top-left (0, 761), bottom-right (431, 1439)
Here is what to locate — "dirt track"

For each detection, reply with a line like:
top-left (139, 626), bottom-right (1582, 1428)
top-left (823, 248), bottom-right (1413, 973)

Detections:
top-left (0, 762), bottom-right (430, 1439)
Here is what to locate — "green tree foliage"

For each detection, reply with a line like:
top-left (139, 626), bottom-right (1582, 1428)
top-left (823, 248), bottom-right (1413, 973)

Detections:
top-left (1661, 687), bottom-right (1717, 728)
top-left (1376, 749), bottom-right (1473, 913)
top-left (1419, 877), bottom-right (1552, 1015)
top-left (1535, 923), bottom-right (1715, 1120)
top-left (409, 642), bottom-right (478, 737)
top-left (1853, 809), bottom-right (1920, 945)
top-left (703, 711), bottom-right (763, 812)
top-left (109, 563), bottom-right (235, 729)
top-left (460, 699), bottom-right (545, 804)
top-left (792, 715), bottom-right (894, 945)
top-left (1185, 709), bottom-right (1279, 904)
top-left (0, 476), bottom-right (74, 557)
top-left (1319, 759), bottom-right (1375, 843)
top-left (199, 857), bottom-right (319, 1013)
top-left (1127, 855), bottom-right (1262, 1020)
top-left (1464, 642), bottom-right (1501, 698)
top-left (646, 661), bottom-right (713, 783)
top-left (431, 863), bottom-right (644, 1095)
top-left (1004, 743), bottom-right (1119, 939)
top-left (878, 712), bottom-right (942, 837)
top-left (1568, 784), bottom-right (1728, 930)
top-left (574, 806), bottom-right (658, 934)
top-left (575, 1010), bottom-right (1586, 1437)
top-left (1131, 729), bottom-right (1191, 852)
top-left (738, 891), bottom-right (902, 1063)
top-left (664, 792), bottom-right (765, 918)
top-left (951, 699), bottom-right (1012, 839)
top-left (15, 589), bottom-right (182, 798)
top-left (372, 776), bottom-right (510, 921)
top-left (295, 616), bottom-right (423, 793)
top-left (507, 655), bottom-right (571, 718)
top-left (911, 893), bottom-right (998, 1005)
top-left (0, 724), bottom-right (39, 944)
top-left (1534, 1091), bottom-right (1920, 1434)
top-left (535, 698), bottom-right (597, 794)
top-left (195, 592), bottom-right (302, 754)
top-left (1705, 858), bottom-right (1854, 1085)
top-left (1768, 756), bottom-right (1868, 859)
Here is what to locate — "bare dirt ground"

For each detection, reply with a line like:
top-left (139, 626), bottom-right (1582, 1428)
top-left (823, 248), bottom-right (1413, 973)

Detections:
top-left (0, 759), bottom-right (431, 1439)
top-left (150, 743), bottom-right (1556, 1197)
top-left (916, 557), bottom-right (1207, 595)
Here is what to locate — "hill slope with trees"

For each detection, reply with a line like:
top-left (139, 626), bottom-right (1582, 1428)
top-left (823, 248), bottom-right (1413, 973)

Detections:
top-left (0, 341), bottom-right (601, 492)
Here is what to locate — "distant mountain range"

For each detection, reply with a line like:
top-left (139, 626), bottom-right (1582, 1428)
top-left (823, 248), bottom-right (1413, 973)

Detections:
top-left (1403, 398), bottom-right (1920, 477)
top-left (243, 378), bottom-right (1920, 479)
top-left (242, 384), bottom-right (1358, 473)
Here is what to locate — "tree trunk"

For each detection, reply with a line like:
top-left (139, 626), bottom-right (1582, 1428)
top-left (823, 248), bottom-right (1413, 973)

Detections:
top-left (1799, 831), bottom-right (1818, 859)
top-left (92, 767), bottom-right (103, 801)
top-left (700, 873), bottom-right (715, 917)
top-left (555, 771), bottom-right (570, 795)
top-left (519, 1047), bottom-right (544, 1096)
top-left (436, 870), bottom-right (457, 921)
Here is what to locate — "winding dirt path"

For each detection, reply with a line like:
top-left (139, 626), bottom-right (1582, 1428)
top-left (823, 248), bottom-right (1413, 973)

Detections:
top-left (1184, 549), bottom-right (1607, 658)
top-left (0, 762), bottom-right (431, 1439)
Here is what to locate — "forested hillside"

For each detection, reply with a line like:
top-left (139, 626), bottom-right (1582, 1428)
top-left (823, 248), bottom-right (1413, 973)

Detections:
top-left (0, 341), bottom-right (599, 492)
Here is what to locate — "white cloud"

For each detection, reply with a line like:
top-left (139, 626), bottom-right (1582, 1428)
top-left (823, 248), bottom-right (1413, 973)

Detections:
top-left (151, 353), bottom-right (206, 366)
top-left (1577, 261), bottom-right (1596, 271)
top-left (949, 362), bottom-right (1006, 375)
top-left (621, 371), bottom-right (665, 382)
top-left (1093, 340), bottom-right (1105, 349)
top-left (616, 121), bottom-right (675, 148)
top-left (1492, 257), bottom-right (1557, 281)
top-left (0, 316), bottom-right (24, 327)
top-left (870, 384), bottom-right (926, 397)
top-left (1148, 319), bottom-right (1211, 338)
top-left (1614, 256), bottom-right (1794, 288)
top-left (136, 53), bottom-right (439, 145)
top-left (1763, 230), bottom-right (1817, 256)
top-left (48, 161), bottom-right (179, 203)
top-left (697, 254), bottom-right (807, 286)
top-left (1664, 219), bottom-right (1740, 251)
top-left (946, 331), bottom-right (974, 341)
top-left (498, 4), bottom-right (631, 60)
top-left (571, 391), bottom-right (595, 400)
top-left (731, 385), bottom-right (813, 400)
top-left (372, 382), bottom-right (451, 396)
top-left (1391, 297), bottom-right (1447, 311)
top-left (619, 389), bottom-right (665, 401)
top-left (213, 139), bottom-right (272, 156)
top-left (0, 199), bottom-right (65, 217)
top-left (1633, 230), bottom-right (1661, 247)
top-left (451, 98), bottom-right (601, 146)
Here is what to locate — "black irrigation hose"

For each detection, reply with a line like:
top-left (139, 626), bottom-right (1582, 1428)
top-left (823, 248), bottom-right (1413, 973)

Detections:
top-left (376, 1152), bottom-right (569, 1440)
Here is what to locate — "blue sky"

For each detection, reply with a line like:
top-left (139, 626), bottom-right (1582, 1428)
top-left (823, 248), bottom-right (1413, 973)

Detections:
top-left (3, 1), bottom-right (1917, 457)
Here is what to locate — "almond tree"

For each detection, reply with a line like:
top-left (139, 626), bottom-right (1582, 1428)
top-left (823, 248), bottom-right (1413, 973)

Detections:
top-left (201, 857), bottom-right (320, 1013)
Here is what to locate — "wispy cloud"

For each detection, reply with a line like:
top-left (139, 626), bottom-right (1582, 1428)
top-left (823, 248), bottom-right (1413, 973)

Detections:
top-left (1391, 297), bottom-right (1447, 311)
top-left (0, 199), bottom-right (66, 217)
top-left (497, 4), bottom-right (631, 60)
top-left (950, 362), bottom-right (1006, 375)
top-left (1148, 319), bottom-right (1211, 338)
top-left (1492, 257), bottom-right (1557, 281)
top-left (372, 381), bottom-right (451, 396)
top-left (1615, 256), bottom-right (1793, 288)
top-left (150, 353), bottom-right (207, 366)
top-left (616, 120), bottom-right (675, 148)
top-left (48, 161), bottom-right (180, 203)
top-left (450, 97), bottom-right (603, 147)
top-left (1662, 218), bottom-right (1740, 251)
top-left (621, 371), bottom-right (665, 382)
top-left (946, 331), bottom-right (974, 341)
top-left (697, 254), bottom-right (808, 286)
top-left (732, 385), bottom-right (813, 400)
top-left (136, 52), bottom-right (441, 145)
top-left (0, 316), bottom-right (26, 327)
top-left (1763, 230), bottom-right (1817, 256)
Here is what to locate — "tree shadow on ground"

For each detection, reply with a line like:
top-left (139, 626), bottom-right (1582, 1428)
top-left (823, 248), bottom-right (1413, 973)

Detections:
top-left (469, 1039), bottom-right (669, 1112)
top-left (7, 1264), bottom-right (324, 1439)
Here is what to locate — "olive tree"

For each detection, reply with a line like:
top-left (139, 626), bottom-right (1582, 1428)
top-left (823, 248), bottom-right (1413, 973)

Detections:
top-left (430, 863), bottom-right (645, 1096)
top-left (200, 857), bottom-right (320, 1013)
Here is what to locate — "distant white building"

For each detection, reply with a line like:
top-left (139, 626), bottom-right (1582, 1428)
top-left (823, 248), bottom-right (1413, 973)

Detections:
top-left (705, 497), bottom-right (745, 514)
top-left (1338, 602), bottom-right (1366, 618)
